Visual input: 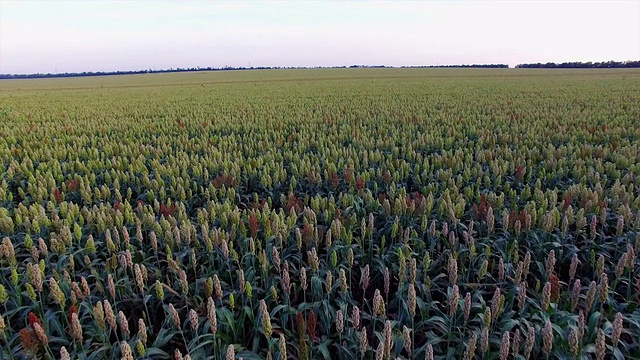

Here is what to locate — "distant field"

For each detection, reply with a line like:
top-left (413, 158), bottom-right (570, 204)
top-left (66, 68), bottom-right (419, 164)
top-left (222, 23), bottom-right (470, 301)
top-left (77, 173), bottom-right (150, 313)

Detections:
top-left (0, 68), bottom-right (639, 360)
top-left (1, 67), bottom-right (639, 91)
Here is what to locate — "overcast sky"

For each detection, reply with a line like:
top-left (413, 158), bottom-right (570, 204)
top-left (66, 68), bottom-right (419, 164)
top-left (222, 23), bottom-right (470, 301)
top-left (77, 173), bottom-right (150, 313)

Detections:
top-left (1, 0), bottom-right (639, 74)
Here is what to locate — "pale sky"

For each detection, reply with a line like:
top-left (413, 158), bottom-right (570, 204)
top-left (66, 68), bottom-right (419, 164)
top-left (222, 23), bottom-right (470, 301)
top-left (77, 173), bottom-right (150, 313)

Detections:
top-left (1, 0), bottom-right (639, 74)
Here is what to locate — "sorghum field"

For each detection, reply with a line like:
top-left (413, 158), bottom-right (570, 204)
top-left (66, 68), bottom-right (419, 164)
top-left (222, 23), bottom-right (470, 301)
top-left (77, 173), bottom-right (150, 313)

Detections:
top-left (0, 68), bottom-right (639, 360)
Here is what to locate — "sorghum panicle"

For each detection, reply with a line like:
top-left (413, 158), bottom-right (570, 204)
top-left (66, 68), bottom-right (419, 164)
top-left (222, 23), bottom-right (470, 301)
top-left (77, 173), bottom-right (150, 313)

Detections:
top-left (598, 273), bottom-right (608, 304)
top-left (500, 331), bottom-right (510, 360)
top-left (512, 328), bottom-right (521, 357)
top-left (569, 328), bottom-right (579, 357)
top-left (207, 297), bottom-right (217, 335)
top-left (611, 312), bottom-right (623, 345)
top-left (104, 300), bottom-right (117, 330)
top-left (571, 279), bottom-right (581, 311)
top-left (71, 312), bottom-right (83, 342)
top-left (352, 305), bottom-right (360, 329)
top-left (408, 283), bottom-right (417, 317)
top-left (169, 304), bottom-right (181, 328)
top-left (524, 325), bottom-right (535, 359)
top-left (360, 328), bottom-right (368, 359)
top-left (402, 325), bottom-right (411, 355)
top-left (586, 281), bottom-right (597, 312)
top-left (121, 341), bottom-right (134, 360)
top-left (463, 332), bottom-right (477, 360)
top-left (464, 292), bottom-right (471, 322)
top-left (596, 328), bottom-right (606, 360)
top-left (118, 311), bottom-right (130, 338)
top-left (138, 319), bottom-right (147, 345)
top-left (542, 282), bottom-right (551, 311)
top-left (569, 253), bottom-right (579, 281)
top-left (542, 320), bottom-right (553, 354)
top-left (335, 310), bottom-right (344, 335)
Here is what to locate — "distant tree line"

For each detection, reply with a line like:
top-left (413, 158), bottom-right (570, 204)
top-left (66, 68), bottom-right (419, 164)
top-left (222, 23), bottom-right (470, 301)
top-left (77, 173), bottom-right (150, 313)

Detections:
top-left (515, 60), bottom-right (640, 69)
top-left (400, 64), bottom-right (509, 68)
top-left (0, 66), bottom-right (273, 80)
top-left (2, 61), bottom-right (638, 79)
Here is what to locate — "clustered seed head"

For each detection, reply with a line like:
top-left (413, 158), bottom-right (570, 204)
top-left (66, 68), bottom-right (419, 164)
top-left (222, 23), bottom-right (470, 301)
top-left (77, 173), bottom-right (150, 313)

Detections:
top-left (375, 340), bottom-right (384, 360)
top-left (616, 253), bottom-right (628, 278)
top-left (596, 328), bottom-right (606, 360)
top-left (335, 310), bottom-right (344, 335)
top-left (461, 292), bottom-right (471, 322)
top-left (300, 267), bottom-right (308, 291)
top-left (308, 248), bottom-right (320, 272)
top-left (108, 274), bottom-right (116, 299)
top-left (104, 300), bottom-right (117, 330)
top-left (542, 320), bottom-right (553, 354)
top-left (616, 215), bottom-right (624, 236)
top-left (169, 304), bottom-right (181, 329)
top-left (542, 281), bottom-right (551, 311)
top-left (118, 311), bottom-right (130, 338)
top-left (339, 268), bottom-right (348, 293)
top-left (425, 343), bottom-right (434, 360)
top-left (373, 289), bottom-right (385, 317)
top-left (60, 346), bottom-right (70, 360)
top-left (570, 279), bottom-right (581, 311)
top-left (512, 328), bottom-right (521, 357)
top-left (487, 207), bottom-right (495, 233)
top-left (500, 331), bottom-right (510, 360)
top-left (138, 319), bottom-right (147, 345)
top-left (213, 275), bottom-right (223, 301)
top-left (463, 332), bottom-right (477, 360)
top-left (121, 341), bottom-right (134, 360)
top-left (352, 305), bottom-right (360, 329)
top-left (612, 312), bottom-right (623, 345)
top-left (383, 320), bottom-right (392, 360)
top-left (480, 326), bottom-right (489, 354)
top-left (189, 309), bottom-right (198, 331)
top-left (272, 246), bottom-right (280, 272)
top-left (359, 328), bottom-right (368, 359)
top-left (410, 258), bottom-right (417, 285)
top-left (523, 251), bottom-right (531, 278)
top-left (498, 257), bottom-right (505, 281)
top-left (596, 255), bottom-right (605, 279)
top-left (450, 284), bottom-right (459, 317)
top-left (260, 299), bottom-right (272, 337)
top-left (384, 267), bottom-right (390, 296)
top-left (569, 253), bottom-right (579, 281)
top-left (71, 312), bottom-right (83, 342)
top-left (49, 277), bottom-right (66, 307)
top-left (278, 334), bottom-right (287, 359)
top-left (490, 287), bottom-right (501, 321)
top-left (586, 281), bottom-right (597, 312)
top-left (598, 273), bottom-right (609, 304)
top-left (545, 250), bottom-right (556, 277)
top-left (448, 255), bottom-right (458, 285)
top-left (33, 322), bottom-right (48, 346)
top-left (402, 325), bottom-right (412, 355)
top-left (483, 307), bottom-right (492, 329)
top-left (207, 297), bottom-right (217, 335)
top-left (408, 283), bottom-right (417, 317)
top-left (578, 310), bottom-right (586, 340)
top-left (524, 325), bottom-right (535, 360)
top-left (281, 260), bottom-right (291, 295)
top-left (569, 328), bottom-right (579, 357)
